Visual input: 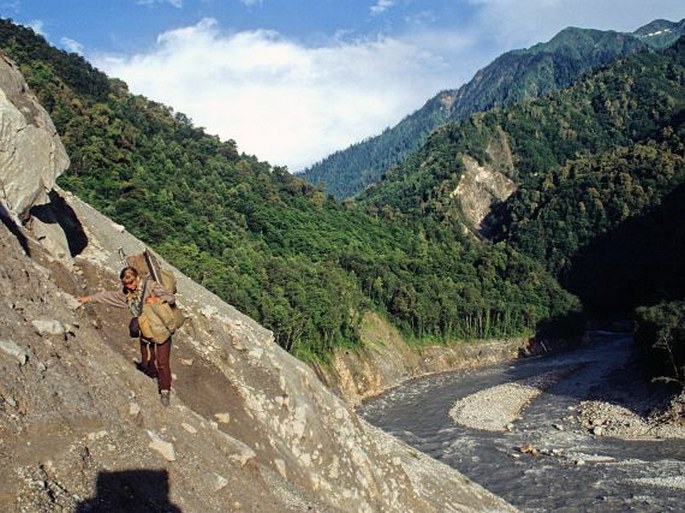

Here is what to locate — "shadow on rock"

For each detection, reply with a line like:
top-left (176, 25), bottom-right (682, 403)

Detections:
top-left (75, 469), bottom-right (182, 513)
top-left (30, 189), bottom-right (88, 257)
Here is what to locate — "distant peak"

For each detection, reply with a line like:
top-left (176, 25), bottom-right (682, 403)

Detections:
top-left (632, 18), bottom-right (685, 49)
top-left (633, 18), bottom-right (677, 36)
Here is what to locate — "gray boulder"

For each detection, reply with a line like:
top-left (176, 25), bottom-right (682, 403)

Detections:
top-left (0, 53), bottom-right (69, 220)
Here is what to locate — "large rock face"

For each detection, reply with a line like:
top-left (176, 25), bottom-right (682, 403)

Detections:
top-left (0, 54), bottom-right (69, 220)
top-left (0, 55), bottom-right (515, 511)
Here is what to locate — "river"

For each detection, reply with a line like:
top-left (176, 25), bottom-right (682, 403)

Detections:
top-left (359, 332), bottom-right (685, 512)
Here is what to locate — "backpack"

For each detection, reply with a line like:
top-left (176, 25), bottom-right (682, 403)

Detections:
top-left (121, 248), bottom-right (186, 330)
top-left (139, 302), bottom-right (177, 343)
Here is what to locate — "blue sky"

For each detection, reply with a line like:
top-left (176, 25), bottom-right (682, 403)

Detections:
top-left (3, 1), bottom-right (685, 171)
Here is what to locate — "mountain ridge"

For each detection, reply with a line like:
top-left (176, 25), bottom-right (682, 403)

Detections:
top-left (302, 18), bottom-right (685, 200)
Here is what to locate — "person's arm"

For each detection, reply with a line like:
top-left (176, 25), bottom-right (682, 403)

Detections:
top-left (78, 289), bottom-right (128, 308)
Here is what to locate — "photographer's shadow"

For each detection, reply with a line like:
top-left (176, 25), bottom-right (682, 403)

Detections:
top-left (76, 469), bottom-right (182, 512)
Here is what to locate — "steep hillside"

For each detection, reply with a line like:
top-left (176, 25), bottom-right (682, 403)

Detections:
top-left (0, 18), bottom-right (579, 359)
top-left (0, 51), bottom-right (514, 513)
top-left (302, 19), bottom-right (684, 200)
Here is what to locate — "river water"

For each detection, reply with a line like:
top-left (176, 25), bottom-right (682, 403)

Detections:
top-left (359, 332), bottom-right (685, 512)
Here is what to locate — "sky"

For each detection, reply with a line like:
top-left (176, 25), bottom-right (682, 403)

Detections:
top-left (2, 1), bottom-right (684, 171)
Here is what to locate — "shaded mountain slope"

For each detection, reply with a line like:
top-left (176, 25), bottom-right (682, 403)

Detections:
top-left (358, 37), bottom-right (685, 384)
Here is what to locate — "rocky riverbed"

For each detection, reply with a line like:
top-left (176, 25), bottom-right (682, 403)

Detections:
top-left (361, 331), bottom-right (685, 511)
top-left (449, 346), bottom-right (685, 441)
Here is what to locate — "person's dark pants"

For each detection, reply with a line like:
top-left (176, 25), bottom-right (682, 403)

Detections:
top-left (139, 338), bottom-right (172, 392)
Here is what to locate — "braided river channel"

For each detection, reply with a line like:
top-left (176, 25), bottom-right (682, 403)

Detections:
top-left (359, 332), bottom-right (685, 512)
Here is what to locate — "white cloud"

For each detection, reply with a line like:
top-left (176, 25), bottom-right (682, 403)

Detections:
top-left (60, 37), bottom-right (84, 55)
top-left (90, 1), bottom-right (685, 171)
top-left (25, 19), bottom-right (45, 36)
top-left (94, 18), bottom-right (453, 171)
top-left (371, 0), bottom-right (395, 15)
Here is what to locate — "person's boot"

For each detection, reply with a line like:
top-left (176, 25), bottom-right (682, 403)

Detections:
top-left (160, 390), bottom-right (170, 407)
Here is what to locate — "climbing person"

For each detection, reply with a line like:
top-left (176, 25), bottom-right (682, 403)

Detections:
top-left (78, 266), bottom-right (176, 407)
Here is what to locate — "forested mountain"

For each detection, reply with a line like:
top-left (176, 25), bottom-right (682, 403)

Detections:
top-left (0, 18), bottom-right (578, 362)
top-left (361, 38), bottom-right (685, 383)
top-left (302, 19), bottom-right (685, 200)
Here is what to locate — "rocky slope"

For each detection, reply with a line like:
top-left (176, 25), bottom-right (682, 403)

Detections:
top-left (0, 53), bottom-right (515, 512)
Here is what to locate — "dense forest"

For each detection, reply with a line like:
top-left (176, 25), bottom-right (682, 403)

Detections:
top-left (302, 20), bottom-right (684, 200)
top-left (0, 19), bottom-right (578, 363)
top-left (360, 39), bottom-right (685, 385)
